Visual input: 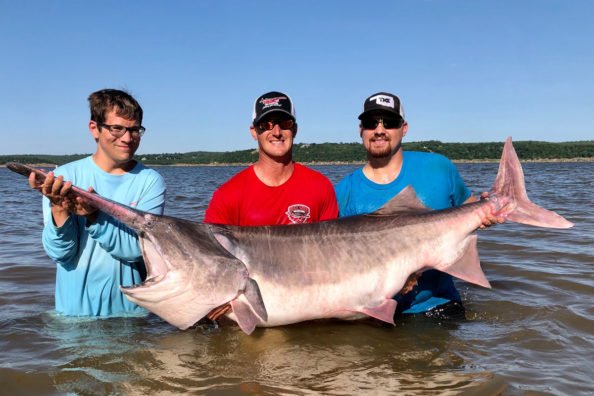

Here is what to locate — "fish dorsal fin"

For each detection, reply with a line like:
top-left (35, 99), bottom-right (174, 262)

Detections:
top-left (370, 186), bottom-right (430, 216)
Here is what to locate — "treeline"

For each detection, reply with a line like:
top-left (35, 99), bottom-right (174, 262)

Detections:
top-left (2, 141), bottom-right (593, 166)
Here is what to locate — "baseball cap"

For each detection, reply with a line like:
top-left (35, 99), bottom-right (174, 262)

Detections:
top-left (252, 91), bottom-right (296, 124)
top-left (358, 92), bottom-right (405, 120)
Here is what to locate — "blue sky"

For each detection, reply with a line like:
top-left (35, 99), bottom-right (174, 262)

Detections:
top-left (1, 0), bottom-right (593, 155)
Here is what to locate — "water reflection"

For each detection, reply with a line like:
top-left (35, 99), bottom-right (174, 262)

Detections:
top-left (46, 317), bottom-right (506, 395)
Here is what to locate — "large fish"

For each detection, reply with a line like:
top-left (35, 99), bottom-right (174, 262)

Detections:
top-left (8, 138), bottom-right (573, 334)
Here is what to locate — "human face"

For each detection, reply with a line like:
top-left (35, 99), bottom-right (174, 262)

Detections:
top-left (251, 114), bottom-right (297, 160)
top-left (90, 110), bottom-right (142, 171)
top-left (360, 114), bottom-right (407, 158)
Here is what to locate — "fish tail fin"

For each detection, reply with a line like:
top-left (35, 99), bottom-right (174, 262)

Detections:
top-left (491, 137), bottom-right (573, 229)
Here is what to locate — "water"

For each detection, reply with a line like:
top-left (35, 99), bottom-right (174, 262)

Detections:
top-left (0, 162), bottom-right (593, 395)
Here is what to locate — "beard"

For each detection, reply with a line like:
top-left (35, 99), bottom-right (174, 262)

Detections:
top-left (369, 145), bottom-right (393, 158)
top-left (367, 138), bottom-right (401, 159)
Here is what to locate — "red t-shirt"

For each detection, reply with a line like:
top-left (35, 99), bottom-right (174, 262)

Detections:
top-left (204, 163), bottom-right (339, 226)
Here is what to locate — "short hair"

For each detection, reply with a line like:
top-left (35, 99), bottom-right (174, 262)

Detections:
top-left (88, 89), bottom-right (143, 124)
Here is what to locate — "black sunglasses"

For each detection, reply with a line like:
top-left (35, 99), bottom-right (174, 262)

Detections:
top-left (257, 119), bottom-right (295, 132)
top-left (360, 117), bottom-right (403, 130)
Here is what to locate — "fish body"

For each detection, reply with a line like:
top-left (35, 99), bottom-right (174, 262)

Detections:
top-left (8, 138), bottom-right (573, 334)
top-left (212, 196), bottom-right (488, 327)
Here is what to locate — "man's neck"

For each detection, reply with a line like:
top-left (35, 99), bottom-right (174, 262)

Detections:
top-left (92, 152), bottom-right (135, 175)
top-left (253, 154), bottom-right (294, 187)
top-left (363, 150), bottom-right (404, 185)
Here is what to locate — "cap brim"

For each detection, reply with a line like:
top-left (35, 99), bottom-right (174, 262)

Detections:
top-left (253, 109), bottom-right (296, 123)
top-left (358, 109), bottom-right (403, 120)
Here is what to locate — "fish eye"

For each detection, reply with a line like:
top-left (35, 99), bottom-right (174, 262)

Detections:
top-left (143, 214), bottom-right (157, 229)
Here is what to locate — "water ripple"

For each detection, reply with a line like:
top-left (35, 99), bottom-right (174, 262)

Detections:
top-left (0, 164), bottom-right (592, 395)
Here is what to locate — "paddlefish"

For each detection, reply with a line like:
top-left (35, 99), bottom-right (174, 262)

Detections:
top-left (7, 137), bottom-right (573, 334)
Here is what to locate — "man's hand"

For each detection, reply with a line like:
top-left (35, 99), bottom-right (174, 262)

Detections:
top-left (398, 272), bottom-right (420, 295)
top-left (478, 192), bottom-right (506, 228)
top-left (464, 192), bottom-right (506, 229)
top-left (29, 171), bottom-right (98, 226)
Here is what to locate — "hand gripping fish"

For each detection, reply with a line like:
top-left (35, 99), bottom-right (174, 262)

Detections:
top-left (7, 138), bottom-right (573, 334)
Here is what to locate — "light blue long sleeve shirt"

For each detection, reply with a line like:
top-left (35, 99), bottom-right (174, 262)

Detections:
top-left (41, 156), bottom-right (166, 317)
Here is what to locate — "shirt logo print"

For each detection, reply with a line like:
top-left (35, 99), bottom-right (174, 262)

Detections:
top-left (286, 204), bottom-right (311, 224)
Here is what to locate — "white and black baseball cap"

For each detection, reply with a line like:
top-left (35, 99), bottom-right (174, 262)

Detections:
top-left (358, 92), bottom-right (405, 120)
top-left (252, 91), bottom-right (297, 124)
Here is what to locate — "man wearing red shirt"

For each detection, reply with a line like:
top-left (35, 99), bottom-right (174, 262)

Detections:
top-left (204, 91), bottom-right (338, 226)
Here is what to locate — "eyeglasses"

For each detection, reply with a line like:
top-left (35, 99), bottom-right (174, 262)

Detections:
top-left (97, 123), bottom-right (146, 138)
top-left (257, 119), bottom-right (295, 132)
top-left (360, 117), bottom-right (403, 130)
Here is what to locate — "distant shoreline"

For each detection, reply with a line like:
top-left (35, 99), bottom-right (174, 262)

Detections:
top-left (2, 157), bottom-right (594, 168)
top-left (154, 158), bottom-right (594, 166)
top-left (3, 141), bottom-right (593, 166)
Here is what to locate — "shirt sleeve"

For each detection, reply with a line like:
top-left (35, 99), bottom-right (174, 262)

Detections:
top-left (86, 172), bottom-right (166, 263)
top-left (41, 197), bottom-right (80, 268)
top-left (449, 162), bottom-right (472, 207)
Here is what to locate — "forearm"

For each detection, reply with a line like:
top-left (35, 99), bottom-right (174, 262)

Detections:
top-left (50, 204), bottom-right (71, 227)
top-left (463, 194), bottom-right (478, 205)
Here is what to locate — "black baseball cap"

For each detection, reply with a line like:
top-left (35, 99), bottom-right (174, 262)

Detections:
top-left (358, 92), bottom-right (405, 120)
top-left (252, 91), bottom-right (296, 124)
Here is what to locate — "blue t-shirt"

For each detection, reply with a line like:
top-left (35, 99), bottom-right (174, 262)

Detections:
top-left (335, 151), bottom-right (471, 314)
top-left (41, 156), bottom-right (166, 317)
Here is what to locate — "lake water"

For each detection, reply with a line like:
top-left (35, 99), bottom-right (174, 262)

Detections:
top-left (0, 162), bottom-right (592, 395)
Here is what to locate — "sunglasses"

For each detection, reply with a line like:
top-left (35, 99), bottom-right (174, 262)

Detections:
top-left (257, 119), bottom-right (295, 132)
top-left (360, 117), bottom-right (403, 130)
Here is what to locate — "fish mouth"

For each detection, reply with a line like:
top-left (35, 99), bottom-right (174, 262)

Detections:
top-left (121, 236), bottom-right (169, 293)
top-left (125, 273), bottom-right (166, 289)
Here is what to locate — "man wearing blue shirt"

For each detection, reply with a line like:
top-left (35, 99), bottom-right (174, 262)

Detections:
top-left (28, 89), bottom-right (166, 317)
top-left (335, 92), bottom-right (495, 318)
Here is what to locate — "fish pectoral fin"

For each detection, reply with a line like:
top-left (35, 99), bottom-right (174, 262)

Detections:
top-left (230, 298), bottom-right (260, 335)
top-left (243, 278), bottom-right (268, 322)
top-left (441, 235), bottom-right (491, 288)
top-left (361, 299), bottom-right (397, 325)
top-left (228, 278), bottom-right (268, 335)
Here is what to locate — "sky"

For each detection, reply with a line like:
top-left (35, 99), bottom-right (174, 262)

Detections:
top-left (1, 0), bottom-right (593, 155)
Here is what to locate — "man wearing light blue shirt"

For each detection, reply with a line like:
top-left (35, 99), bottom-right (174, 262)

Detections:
top-left (29, 89), bottom-right (166, 317)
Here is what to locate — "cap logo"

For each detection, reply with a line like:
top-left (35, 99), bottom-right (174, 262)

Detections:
top-left (368, 94), bottom-right (395, 109)
top-left (260, 96), bottom-right (287, 110)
